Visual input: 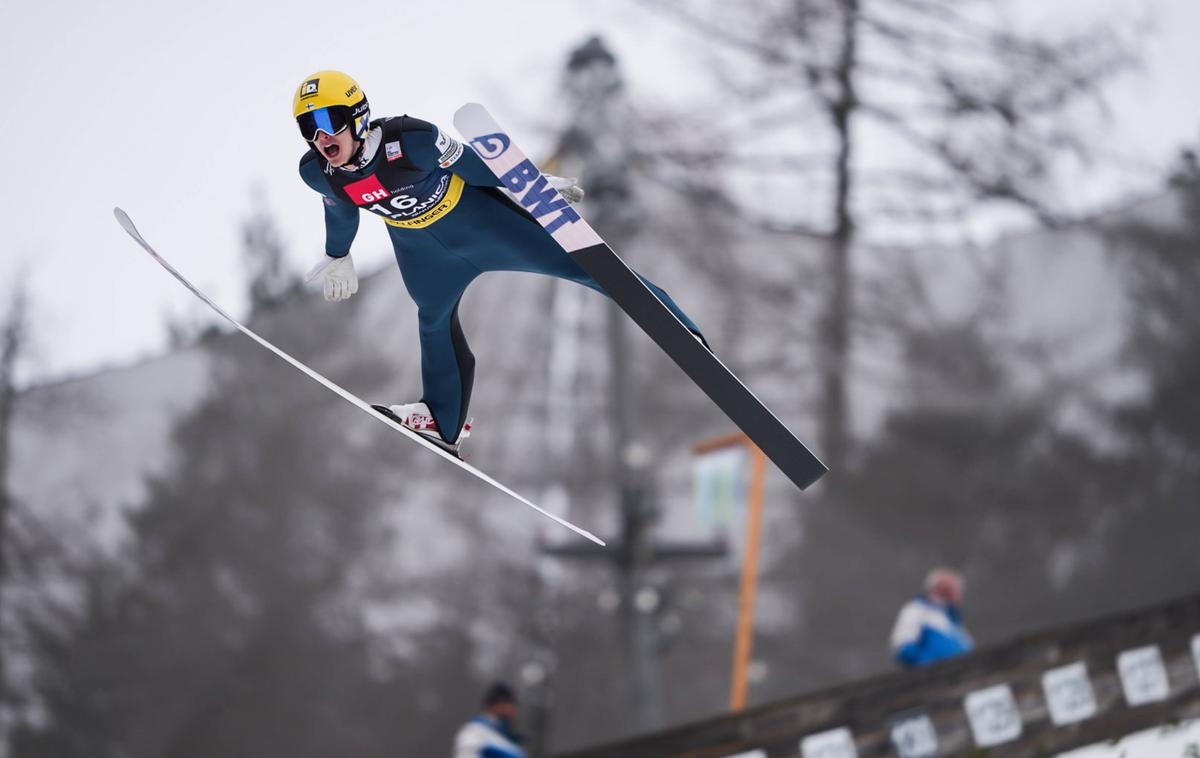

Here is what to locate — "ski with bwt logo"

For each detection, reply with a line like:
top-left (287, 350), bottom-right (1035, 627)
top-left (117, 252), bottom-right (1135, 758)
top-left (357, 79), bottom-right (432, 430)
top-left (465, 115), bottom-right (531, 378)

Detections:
top-left (453, 102), bottom-right (828, 492)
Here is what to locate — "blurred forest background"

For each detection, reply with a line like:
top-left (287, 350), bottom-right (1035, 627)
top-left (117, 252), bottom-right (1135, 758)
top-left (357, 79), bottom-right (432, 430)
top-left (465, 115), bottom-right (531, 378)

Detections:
top-left (2, 1), bottom-right (1199, 756)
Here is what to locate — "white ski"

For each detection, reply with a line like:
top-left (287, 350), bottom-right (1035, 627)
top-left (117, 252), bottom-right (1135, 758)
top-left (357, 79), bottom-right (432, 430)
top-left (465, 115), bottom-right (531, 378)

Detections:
top-left (112, 208), bottom-right (604, 546)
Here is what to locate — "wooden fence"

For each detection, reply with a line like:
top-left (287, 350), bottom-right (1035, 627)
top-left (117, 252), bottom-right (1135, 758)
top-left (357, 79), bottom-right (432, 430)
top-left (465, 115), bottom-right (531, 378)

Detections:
top-left (553, 591), bottom-right (1200, 758)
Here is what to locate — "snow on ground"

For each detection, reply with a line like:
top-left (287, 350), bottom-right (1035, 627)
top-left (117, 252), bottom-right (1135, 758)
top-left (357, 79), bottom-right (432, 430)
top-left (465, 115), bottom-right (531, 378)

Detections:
top-left (1060, 720), bottom-right (1200, 757)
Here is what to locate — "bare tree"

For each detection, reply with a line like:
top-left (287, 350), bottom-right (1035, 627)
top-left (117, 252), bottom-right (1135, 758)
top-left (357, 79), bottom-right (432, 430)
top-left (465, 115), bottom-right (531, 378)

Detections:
top-left (165, 188), bottom-right (297, 349)
top-left (0, 282), bottom-right (29, 705)
top-left (542, 37), bottom-right (735, 737)
top-left (241, 186), bottom-right (298, 313)
top-left (554, 36), bottom-right (668, 733)
top-left (643, 0), bottom-right (1135, 473)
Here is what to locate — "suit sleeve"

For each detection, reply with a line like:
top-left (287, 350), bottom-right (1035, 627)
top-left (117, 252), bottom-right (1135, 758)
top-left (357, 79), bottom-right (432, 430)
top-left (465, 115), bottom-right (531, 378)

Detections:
top-left (452, 724), bottom-right (479, 758)
top-left (890, 601), bottom-right (927, 667)
top-left (895, 628), bottom-right (932, 667)
top-left (299, 154), bottom-right (360, 257)
top-left (402, 119), bottom-right (502, 187)
top-left (452, 721), bottom-right (526, 758)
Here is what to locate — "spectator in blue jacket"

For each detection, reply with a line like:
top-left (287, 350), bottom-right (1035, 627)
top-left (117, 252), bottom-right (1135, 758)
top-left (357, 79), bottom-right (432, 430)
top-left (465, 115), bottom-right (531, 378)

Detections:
top-left (453, 682), bottom-right (527, 758)
top-left (889, 567), bottom-right (974, 668)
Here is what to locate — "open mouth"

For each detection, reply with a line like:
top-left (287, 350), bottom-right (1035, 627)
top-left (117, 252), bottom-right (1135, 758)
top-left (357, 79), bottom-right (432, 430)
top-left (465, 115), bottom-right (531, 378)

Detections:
top-left (323, 143), bottom-right (341, 160)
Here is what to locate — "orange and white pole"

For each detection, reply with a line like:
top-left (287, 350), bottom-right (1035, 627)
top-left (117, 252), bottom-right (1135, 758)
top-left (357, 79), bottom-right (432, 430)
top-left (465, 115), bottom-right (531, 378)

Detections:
top-left (693, 432), bottom-right (768, 712)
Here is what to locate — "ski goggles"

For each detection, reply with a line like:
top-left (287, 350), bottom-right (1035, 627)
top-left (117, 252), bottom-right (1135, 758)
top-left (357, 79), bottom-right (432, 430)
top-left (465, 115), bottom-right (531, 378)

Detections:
top-left (296, 106), bottom-right (352, 141)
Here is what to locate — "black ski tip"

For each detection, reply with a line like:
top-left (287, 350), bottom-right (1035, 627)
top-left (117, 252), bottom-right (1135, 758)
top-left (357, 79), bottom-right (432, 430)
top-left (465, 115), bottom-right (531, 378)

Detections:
top-left (370, 403), bottom-right (400, 421)
top-left (796, 462), bottom-right (830, 491)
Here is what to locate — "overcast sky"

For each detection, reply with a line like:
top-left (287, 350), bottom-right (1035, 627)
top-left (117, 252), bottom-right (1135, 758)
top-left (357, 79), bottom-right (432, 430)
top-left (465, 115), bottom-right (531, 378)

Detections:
top-left (1, 0), bottom-right (1196, 384)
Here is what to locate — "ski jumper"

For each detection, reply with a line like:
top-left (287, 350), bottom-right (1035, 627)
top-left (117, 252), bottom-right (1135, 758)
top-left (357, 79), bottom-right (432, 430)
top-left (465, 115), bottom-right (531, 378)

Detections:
top-left (299, 116), bottom-right (702, 443)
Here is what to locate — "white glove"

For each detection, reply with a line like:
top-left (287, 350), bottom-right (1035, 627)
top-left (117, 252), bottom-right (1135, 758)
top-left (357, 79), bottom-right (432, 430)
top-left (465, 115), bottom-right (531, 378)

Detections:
top-left (306, 253), bottom-right (359, 302)
top-left (545, 174), bottom-right (585, 204)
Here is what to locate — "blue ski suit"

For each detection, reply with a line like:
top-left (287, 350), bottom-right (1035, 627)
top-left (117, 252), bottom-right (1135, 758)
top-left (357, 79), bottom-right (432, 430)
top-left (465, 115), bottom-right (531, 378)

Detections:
top-left (299, 115), bottom-right (702, 442)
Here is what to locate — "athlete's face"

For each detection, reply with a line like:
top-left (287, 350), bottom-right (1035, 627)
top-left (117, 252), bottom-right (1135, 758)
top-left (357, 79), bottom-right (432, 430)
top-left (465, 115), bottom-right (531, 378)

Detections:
top-left (313, 127), bottom-right (356, 167)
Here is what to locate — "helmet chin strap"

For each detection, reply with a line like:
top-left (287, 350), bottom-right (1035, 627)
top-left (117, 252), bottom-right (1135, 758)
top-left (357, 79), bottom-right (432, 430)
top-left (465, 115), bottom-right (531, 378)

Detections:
top-left (336, 126), bottom-right (382, 172)
top-left (344, 137), bottom-right (366, 168)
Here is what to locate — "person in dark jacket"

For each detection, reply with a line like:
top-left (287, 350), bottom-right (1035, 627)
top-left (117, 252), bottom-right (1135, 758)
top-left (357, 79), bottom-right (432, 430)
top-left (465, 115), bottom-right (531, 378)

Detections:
top-left (452, 682), bottom-right (526, 758)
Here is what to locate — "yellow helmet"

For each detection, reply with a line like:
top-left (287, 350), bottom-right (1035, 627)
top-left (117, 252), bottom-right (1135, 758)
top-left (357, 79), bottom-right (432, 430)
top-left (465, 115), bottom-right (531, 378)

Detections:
top-left (292, 70), bottom-right (371, 142)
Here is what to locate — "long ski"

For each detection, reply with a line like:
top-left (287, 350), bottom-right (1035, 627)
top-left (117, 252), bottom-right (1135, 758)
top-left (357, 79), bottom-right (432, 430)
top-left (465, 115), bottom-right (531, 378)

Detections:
top-left (453, 104), bottom-right (828, 491)
top-left (112, 208), bottom-right (604, 546)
